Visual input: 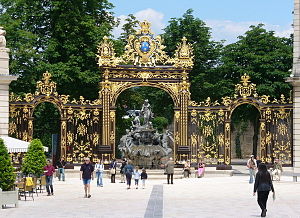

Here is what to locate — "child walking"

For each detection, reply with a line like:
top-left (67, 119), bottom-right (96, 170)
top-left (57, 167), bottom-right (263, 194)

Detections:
top-left (134, 167), bottom-right (141, 189)
top-left (141, 168), bottom-right (148, 189)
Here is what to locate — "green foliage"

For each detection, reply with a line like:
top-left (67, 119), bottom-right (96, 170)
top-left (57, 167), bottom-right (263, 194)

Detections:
top-left (1, 4), bottom-right (293, 160)
top-left (0, 138), bottom-right (15, 191)
top-left (220, 24), bottom-right (293, 98)
top-left (119, 14), bottom-right (139, 43)
top-left (114, 14), bottom-right (139, 56)
top-left (22, 139), bottom-right (47, 176)
top-left (152, 117), bottom-right (169, 133)
top-left (162, 9), bottom-right (224, 102)
top-left (0, 0), bottom-right (116, 99)
top-left (33, 102), bottom-right (60, 153)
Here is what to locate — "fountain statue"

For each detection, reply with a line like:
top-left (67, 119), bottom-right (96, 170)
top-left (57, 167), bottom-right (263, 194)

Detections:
top-left (118, 99), bottom-right (173, 168)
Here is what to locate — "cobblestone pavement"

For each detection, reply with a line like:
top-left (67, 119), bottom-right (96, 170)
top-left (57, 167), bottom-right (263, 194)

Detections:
top-left (1, 176), bottom-right (300, 218)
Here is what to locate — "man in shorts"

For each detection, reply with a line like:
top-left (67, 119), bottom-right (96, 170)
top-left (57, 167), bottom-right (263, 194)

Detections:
top-left (80, 157), bottom-right (94, 198)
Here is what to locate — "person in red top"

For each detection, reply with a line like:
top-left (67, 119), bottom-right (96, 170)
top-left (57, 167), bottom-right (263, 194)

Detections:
top-left (44, 160), bottom-right (55, 196)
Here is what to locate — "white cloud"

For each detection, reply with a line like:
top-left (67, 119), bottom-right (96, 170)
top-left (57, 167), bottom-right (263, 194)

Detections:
top-left (205, 20), bottom-right (292, 44)
top-left (112, 10), bottom-right (292, 44)
top-left (112, 8), bottom-right (165, 38)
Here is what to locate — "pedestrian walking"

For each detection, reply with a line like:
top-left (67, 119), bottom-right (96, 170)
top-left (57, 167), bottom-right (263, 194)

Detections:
top-left (183, 160), bottom-right (191, 178)
top-left (80, 157), bottom-right (94, 198)
top-left (120, 158), bottom-right (127, 183)
top-left (247, 155), bottom-right (257, 184)
top-left (253, 163), bottom-right (275, 217)
top-left (141, 168), bottom-right (148, 189)
top-left (56, 157), bottom-right (66, 181)
top-left (124, 160), bottom-right (134, 189)
top-left (134, 166), bottom-right (140, 189)
top-left (44, 160), bottom-right (55, 196)
top-left (272, 159), bottom-right (283, 181)
top-left (110, 159), bottom-right (117, 183)
top-left (165, 157), bottom-right (174, 184)
top-left (197, 160), bottom-right (205, 178)
top-left (95, 159), bottom-right (104, 187)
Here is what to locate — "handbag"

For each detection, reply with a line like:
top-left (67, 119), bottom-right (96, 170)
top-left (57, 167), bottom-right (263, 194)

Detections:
top-left (272, 191), bottom-right (276, 201)
top-left (110, 168), bottom-right (116, 174)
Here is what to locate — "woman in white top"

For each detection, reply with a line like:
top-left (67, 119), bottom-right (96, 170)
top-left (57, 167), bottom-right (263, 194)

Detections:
top-left (95, 159), bottom-right (104, 187)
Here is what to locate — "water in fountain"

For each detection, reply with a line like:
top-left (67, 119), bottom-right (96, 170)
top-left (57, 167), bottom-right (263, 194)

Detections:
top-left (118, 99), bottom-right (173, 168)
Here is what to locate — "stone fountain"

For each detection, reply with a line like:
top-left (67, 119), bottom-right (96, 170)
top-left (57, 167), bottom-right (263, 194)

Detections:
top-left (118, 99), bottom-right (173, 168)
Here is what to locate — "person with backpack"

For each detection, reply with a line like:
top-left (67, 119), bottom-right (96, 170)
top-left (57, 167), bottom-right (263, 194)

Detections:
top-left (253, 163), bottom-right (275, 217)
top-left (124, 160), bottom-right (134, 189)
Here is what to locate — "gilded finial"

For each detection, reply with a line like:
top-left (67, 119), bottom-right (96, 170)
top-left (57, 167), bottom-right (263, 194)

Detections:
top-left (97, 36), bottom-right (122, 67)
top-left (169, 36), bottom-right (194, 68)
top-left (137, 20), bottom-right (153, 35)
top-left (241, 74), bottom-right (250, 86)
top-left (235, 74), bottom-right (257, 98)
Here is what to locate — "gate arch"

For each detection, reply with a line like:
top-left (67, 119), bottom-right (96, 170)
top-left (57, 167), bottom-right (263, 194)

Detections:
top-left (97, 21), bottom-right (194, 160)
top-left (111, 82), bottom-right (179, 108)
top-left (229, 99), bottom-right (263, 119)
top-left (188, 74), bottom-right (293, 165)
top-left (9, 72), bottom-right (103, 164)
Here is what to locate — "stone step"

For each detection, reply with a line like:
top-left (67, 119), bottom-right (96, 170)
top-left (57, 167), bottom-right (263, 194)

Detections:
top-left (61, 167), bottom-right (234, 179)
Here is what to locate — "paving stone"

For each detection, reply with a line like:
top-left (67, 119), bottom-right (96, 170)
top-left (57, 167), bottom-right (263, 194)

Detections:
top-left (1, 176), bottom-right (300, 218)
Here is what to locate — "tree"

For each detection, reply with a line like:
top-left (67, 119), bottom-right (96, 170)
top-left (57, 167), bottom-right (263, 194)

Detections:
top-left (0, 0), bottom-right (49, 95)
top-left (0, 0), bottom-right (116, 99)
top-left (0, 138), bottom-right (15, 191)
top-left (113, 14), bottom-right (139, 56)
top-left (44, 0), bottom-right (116, 99)
top-left (152, 117), bottom-right (169, 133)
top-left (162, 9), bottom-right (224, 102)
top-left (22, 139), bottom-right (47, 176)
top-left (33, 102), bottom-right (60, 153)
top-left (119, 14), bottom-right (139, 43)
top-left (221, 25), bottom-right (292, 157)
top-left (220, 24), bottom-right (293, 98)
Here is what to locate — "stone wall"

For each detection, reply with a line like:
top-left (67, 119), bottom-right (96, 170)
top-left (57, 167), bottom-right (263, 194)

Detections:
top-left (287, 0), bottom-right (300, 180)
top-left (231, 121), bottom-right (260, 159)
top-left (0, 46), bottom-right (18, 136)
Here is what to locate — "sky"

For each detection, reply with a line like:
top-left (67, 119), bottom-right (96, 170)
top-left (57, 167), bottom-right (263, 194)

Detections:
top-left (110, 0), bottom-right (293, 44)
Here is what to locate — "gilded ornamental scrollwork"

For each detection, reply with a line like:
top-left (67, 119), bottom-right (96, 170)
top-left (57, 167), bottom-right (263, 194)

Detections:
top-left (96, 36), bottom-right (122, 67)
top-left (97, 20), bottom-right (193, 68)
top-left (235, 74), bottom-right (257, 98)
top-left (8, 20), bottom-right (292, 166)
top-left (36, 72), bottom-right (58, 96)
top-left (188, 74), bottom-right (292, 165)
top-left (9, 71), bottom-right (103, 163)
top-left (168, 37), bottom-right (194, 69)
